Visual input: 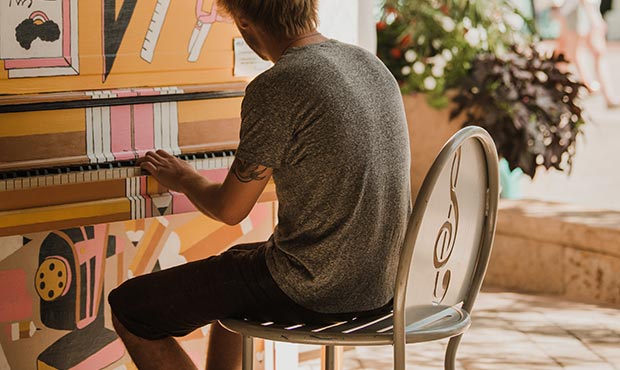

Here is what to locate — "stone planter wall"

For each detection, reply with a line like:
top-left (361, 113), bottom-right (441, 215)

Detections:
top-left (485, 200), bottom-right (620, 307)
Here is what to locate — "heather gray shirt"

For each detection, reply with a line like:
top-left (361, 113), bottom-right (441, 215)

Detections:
top-left (236, 39), bottom-right (411, 313)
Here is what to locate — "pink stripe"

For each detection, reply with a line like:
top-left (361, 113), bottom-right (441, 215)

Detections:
top-left (70, 338), bottom-right (125, 370)
top-left (29, 11), bottom-right (49, 21)
top-left (135, 88), bottom-right (161, 96)
top-left (249, 203), bottom-right (270, 227)
top-left (0, 270), bottom-right (33, 323)
top-left (84, 257), bottom-right (92, 322)
top-left (171, 192), bottom-right (195, 214)
top-left (110, 105), bottom-right (133, 160)
top-left (133, 104), bottom-right (155, 152)
top-left (198, 168), bottom-right (228, 182)
top-left (113, 90), bottom-right (138, 97)
top-left (4, 57), bottom-right (69, 69)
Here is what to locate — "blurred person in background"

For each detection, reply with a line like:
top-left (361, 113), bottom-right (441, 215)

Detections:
top-left (552, 0), bottom-right (620, 108)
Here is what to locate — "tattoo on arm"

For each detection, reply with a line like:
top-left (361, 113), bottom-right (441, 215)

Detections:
top-left (232, 158), bottom-right (269, 183)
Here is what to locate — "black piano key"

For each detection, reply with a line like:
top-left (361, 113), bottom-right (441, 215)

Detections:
top-left (0, 150), bottom-right (234, 183)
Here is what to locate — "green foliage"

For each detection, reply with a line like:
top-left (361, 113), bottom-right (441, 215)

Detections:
top-left (376, 0), bottom-right (586, 178)
top-left (376, 0), bottom-right (530, 107)
top-left (451, 48), bottom-right (585, 178)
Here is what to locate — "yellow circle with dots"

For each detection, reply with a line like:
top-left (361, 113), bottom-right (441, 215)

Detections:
top-left (35, 258), bottom-right (69, 301)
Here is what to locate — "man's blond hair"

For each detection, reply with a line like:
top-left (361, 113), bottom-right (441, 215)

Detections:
top-left (217, 0), bottom-right (319, 38)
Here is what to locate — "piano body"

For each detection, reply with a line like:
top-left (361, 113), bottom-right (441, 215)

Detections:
top-left (0, 1), bottom-right (275, 369)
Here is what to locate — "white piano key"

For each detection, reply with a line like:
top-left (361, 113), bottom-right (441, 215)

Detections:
top-left (0, 180), bottom-right (6, 191)
top-left (161, 102), bottom-right (171, 152)
top-left (92, 107), bottom-right (106, 163)
top-left (154, 102), bottom-right (162, 149)
top-left (45, 176), bottom-right (53, 186)
top-left (170, 102), bottom-right (181, 155)
top-left (85, 107), bottom-right (96, 163)
top-left (102, 106), bottom-right (115, 162)
top-left (13, 179), bottom-right (21, 190)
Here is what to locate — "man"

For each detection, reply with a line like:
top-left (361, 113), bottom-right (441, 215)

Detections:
top-left (108, 1), bottom-right (411, 369)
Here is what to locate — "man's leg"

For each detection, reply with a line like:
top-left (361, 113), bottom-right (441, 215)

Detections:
top-left (206, 322), bottom-right (243, 370)
top-left (112, 313), bottom-right (197, 370)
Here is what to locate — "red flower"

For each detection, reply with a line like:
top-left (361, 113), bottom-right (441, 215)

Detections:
top-left (399, 34), bottom-right (411, 47)
top-left (440, 5), bottom-right (450, 15)
top-left (390, 48), bottom-right (402, 59)
top-left (376, 21), bottom-right (387, 31)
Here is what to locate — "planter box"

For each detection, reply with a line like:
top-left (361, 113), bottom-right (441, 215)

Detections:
top-left (403, 93), bottom-right (464, 199)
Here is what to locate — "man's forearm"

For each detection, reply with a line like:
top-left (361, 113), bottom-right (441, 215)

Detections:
top-left (178, 171), bottom-right (226, 222)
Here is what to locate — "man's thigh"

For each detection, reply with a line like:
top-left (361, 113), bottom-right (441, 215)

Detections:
top-left (108, 242), bottom-right (268, 340)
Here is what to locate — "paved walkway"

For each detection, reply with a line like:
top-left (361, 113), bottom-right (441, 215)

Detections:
top-left (299, 290), bottom-right (620, 370)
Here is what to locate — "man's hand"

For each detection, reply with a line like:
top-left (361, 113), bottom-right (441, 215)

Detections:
top-left (136, 150), bottom-right (199, 193)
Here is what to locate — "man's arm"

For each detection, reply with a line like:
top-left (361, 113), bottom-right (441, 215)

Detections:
top-left (137, 150), bottom-right (272, 225)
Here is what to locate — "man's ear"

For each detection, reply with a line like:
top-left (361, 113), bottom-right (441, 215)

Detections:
top-left (235, 15), bottom-right (251, 30)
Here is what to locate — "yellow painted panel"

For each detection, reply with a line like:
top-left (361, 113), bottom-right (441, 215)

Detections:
top-left (178, 97), bottom-right (242, 123)
top-left (0, 199), bottom-right (129, 228)
top-left (0, 110), bottom-right (84, 137)
top-left (175, 214), bottom-right (225, 253)
top-left (0, 0), bottom-right (245, 95)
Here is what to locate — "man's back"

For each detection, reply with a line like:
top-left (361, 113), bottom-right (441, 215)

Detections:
top-left (237, 39), bottom-right (411, 314)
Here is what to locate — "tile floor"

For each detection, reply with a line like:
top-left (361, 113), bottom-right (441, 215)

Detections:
top-left (298, 290), bottom-right (620, 370)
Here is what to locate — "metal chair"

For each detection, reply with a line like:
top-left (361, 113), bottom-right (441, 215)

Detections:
top-left (220, 126), bottom-right (500, 370)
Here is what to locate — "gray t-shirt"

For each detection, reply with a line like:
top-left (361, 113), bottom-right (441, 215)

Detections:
top-left (236, 39), bottom-right (411, 313)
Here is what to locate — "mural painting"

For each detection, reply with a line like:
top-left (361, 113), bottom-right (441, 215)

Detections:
top-left (0, 203), bottom-right (275, 369)
top-left (0, 0), bottom-right (276, 369)
top-left (0, 0), bottom-right (79, 78)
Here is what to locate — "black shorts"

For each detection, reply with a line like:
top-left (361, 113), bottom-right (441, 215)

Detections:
top-left (108, 242), bottom-right (392, 340)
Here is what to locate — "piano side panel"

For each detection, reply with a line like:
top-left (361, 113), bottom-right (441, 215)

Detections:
top-left (0, 202), bottom-right (276, 370)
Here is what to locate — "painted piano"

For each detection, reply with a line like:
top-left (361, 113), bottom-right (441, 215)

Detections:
top-left (0, 1), bottom-right (276, 369)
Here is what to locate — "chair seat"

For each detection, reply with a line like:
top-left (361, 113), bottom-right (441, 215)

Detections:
top-left (220, 305), bottom-right (470, 346)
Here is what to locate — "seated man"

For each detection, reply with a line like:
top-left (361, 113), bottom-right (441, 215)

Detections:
top-left (108, 0), bottom-right (411, 369)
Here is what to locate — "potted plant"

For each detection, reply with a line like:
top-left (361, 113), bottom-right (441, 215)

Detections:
top-left (376, 0), bottom-right (587, 195)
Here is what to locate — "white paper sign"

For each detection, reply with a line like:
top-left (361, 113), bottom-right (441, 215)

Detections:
top-left (233, 37), bottom-right (272, 77)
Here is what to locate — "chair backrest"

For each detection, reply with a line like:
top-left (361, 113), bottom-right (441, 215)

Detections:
top-left (393, 126), bottom-right (499, 337)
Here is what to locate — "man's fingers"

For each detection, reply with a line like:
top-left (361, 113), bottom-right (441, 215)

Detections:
top-left (140, 161), bottom-right (158, 175)
top-left (155, 149), bottom-right (174, 158)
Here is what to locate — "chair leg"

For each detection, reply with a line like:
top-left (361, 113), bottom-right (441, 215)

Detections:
top-left (394, 341), bottom-right (406, 370)
top-left (242, 335), bottom-right (254, 370)
top-left (321, 345), bottom-right (342, 370)
top-left (444, 334), bottom-right (463, 370)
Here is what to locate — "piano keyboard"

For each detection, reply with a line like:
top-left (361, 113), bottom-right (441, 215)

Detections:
top-left (0, 151), bottom-right (235, 192)
top-left (0, 150), bottom-right (270, 237)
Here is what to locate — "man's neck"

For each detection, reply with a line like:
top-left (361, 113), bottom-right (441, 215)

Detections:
top-left (270, 30), bottom-right (328, 62)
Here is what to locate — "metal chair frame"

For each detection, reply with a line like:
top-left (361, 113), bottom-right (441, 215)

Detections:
top-left (221, 126), bottom-right (500, 370)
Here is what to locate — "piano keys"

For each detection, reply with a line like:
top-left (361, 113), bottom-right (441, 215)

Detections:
top-left (0, 150), bottom-right (271, 237)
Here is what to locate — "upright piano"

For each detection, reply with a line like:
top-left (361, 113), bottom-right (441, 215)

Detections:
top-left (0, 1), bottom-right (275, 369)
